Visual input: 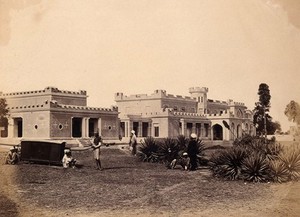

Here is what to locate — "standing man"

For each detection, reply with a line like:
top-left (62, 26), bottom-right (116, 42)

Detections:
top-left (187, 133), bottom-right (198, 171)
top-left (92, 132), bottom-right (103, 170)
top-left (129, 130), bottom-right (137, 155)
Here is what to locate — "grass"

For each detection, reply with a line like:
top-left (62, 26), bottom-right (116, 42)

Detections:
top-left (0, 145), bottom-right (295, 216)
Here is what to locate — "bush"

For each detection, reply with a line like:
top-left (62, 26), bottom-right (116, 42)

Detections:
top-left (241, 153), bottom-right (270, 183)
top-left (137, 137), bottom-right (160, 162)
top-left (209, 147), bottom-right (248, 180)
top-left (158, 138), bottom-right (180, 166)
top-left (176, 135), bottom-right (188, 151)
top-left (234, 135), bottom-right (283, 161)
top-left (269, 160), bottom-right (290, 183)
top-left (278, 145), bottom-right (300, 181)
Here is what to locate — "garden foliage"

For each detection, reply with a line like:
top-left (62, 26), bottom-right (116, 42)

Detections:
top-left (209, 134), bottom-right (300, 183)
top-left (137, 136), bottom-right (207, 167)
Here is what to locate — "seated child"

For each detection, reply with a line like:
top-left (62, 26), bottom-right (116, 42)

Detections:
top-left (170, 152), bottom-right (191, 171)
top-left (5, 147), bottom-right (19, 165)
top-left (62, 149), bottom-right (76, 168)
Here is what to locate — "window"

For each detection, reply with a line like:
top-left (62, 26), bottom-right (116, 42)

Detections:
top-left (154, 126), bottom-right (159, 137)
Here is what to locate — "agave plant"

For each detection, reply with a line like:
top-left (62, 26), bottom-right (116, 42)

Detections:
top-left (269, 160), bottom-right (290, 183)
top-left (235, 135), bottom-right (283, 162)
top-left (264, 142), bottom-right (284, 161)
top-left (137, 137), bottom-right (160, 162)
top-left (209, 147), bottom-right (248, 180)
top-left (176, 135), bottom-right (188, 151)
top-left (241, 153), bottom-right (270, 183)
top-left (278, 146), bottom-right (300, 181)
top-left (158, 138), bottom-right (180, 166)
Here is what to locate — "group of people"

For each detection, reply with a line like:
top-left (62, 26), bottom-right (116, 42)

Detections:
top-left (62, 132), bottom-right (103, 170)
top-left (170, 133), bottom-right (199, 171)
top-left (61, 130), bottom-right (199, 171)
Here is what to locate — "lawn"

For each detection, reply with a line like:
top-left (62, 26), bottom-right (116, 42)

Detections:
top-left (0, 145), bottom-right (299, 217)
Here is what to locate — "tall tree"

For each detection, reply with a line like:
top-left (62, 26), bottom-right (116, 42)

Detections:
top-left (284, 100), bottom-right (300, 125)
top-left (253, 83), bottom-right (272, 136)
top-left (0, 98), bottom-right (9, 127)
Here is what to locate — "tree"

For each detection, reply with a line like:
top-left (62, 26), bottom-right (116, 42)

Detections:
top-left (268, 121), bottom-right (282, 135)
top-left (284, 101), bottom-right (300, 125)
top-left (0, 98), bottom-right (9, 133)
top-left (253, 83), bottom-right (273, 136)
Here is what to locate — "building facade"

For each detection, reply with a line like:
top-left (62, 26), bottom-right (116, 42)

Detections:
top-left (0, 87), bottom-right (119, 145)
top-left (115, 87), bottom-right (255, 142)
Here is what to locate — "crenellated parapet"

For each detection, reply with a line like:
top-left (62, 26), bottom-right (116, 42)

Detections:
top-left (173, 111), bottom-right (206, 117)
top-left (1, 87), bottom-right (87, 97)
top-left (7, 103), bottom-right (48, 110)
top-left (115, 89), bottom-right (196, 102)
top-left (207, 99), bottom-right (227, 104)
top-left (189, 87), bottom-right (208, 94)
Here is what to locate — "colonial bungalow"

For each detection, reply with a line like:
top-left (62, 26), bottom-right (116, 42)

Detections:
top-left (115, 87), bottom-right (255, 143)
top-left (0, 87), bottom-right (119, 145)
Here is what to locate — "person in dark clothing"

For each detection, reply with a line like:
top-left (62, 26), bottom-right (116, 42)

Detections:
top-left (187, 133), bottom-right (198, 171)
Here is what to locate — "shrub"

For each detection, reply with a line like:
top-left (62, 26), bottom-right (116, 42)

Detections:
top-left (137, 137), bottom-right (160, 162)
top-left (278, 145), bottom-right (300, 181)
top-left (209, 147), bottom-right (248, 180)
top-left (241, 153), bottom-right (270, 183)
top-left (234, 135), bottom-right (283, 161)
top-left (269, 160), bottom-right (290, 183)
top-left (158, 138), bottom-right (180, 164)
top-left (176, 135), bottom-right (188, 151)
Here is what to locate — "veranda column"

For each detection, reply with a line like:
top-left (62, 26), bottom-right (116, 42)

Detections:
top-left (192, 123), bottom-right (196, 134)
top-left (138, 121), bottom-right (142, 137)
top-left (85, 118), bottom-right (90, 138)
top-left (125, 121), bottom-right (129, 137)
top-left (148, 122), bottom-right (151, 137)
top-left (97, 118), bottom-right (102, 135)
top-left (81, 118), bottom-right (86, 138)
top-left (180, 119), bottom-right (185, 136)
top-left (7, 118), bottom-right (14, 138)
top-left (208, 124), bottom-right (212, 140)
top-left (200, 123), bottom-right (203, 138)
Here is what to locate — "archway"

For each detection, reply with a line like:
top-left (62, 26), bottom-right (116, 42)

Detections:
top-left (213, 124), bottom-right (223, 140)
top-left (237, 124), bottom-right (242, 138)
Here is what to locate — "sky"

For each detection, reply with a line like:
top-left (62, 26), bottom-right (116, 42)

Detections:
top-left (0, 0), bottom-right (300, 131)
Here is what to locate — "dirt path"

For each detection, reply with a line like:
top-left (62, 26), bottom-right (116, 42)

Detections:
top-left (0, 145), bottom-right (300, 217)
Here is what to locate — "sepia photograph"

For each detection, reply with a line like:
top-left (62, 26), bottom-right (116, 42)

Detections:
top-left (0, 0), bottom-right (300, 216)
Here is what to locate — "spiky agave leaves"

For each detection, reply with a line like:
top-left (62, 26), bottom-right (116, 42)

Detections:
top-left (137, 137), bottom-right (160, 162)
top-left (241, 153), bottom-right (270, 183)
top-left (177, 135), bottom-right (188, 151)
top-left (269, 160), bottom-right (290, 183)
top-left (278, 146), bottom-right (300, 181)
top-left (209, 147), bottom-right (248, 180)
top-left (195, 139), bottom-right (208, 166)
top-left (158, 138), bottom-right (180, 164)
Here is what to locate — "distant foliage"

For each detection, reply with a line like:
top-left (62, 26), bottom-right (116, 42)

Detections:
top-left (0, 98), bottom-right (9, 127)
top-left (284, 100), bottom-right (300, 125)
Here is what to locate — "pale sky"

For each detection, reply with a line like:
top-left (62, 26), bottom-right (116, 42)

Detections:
top-left (1, 0), bottom-right (300, 131)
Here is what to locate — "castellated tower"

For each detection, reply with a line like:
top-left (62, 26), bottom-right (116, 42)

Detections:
top-left (189, 87), bottom-right (208, 114)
